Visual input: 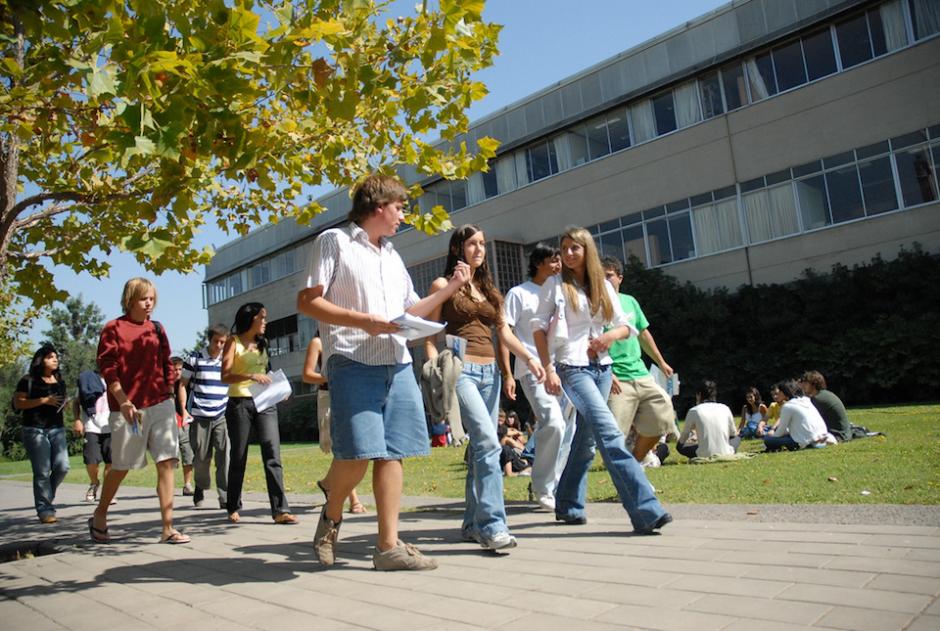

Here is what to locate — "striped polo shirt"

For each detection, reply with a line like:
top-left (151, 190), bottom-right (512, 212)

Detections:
top-left (181, 350), bottom-right (228, 419)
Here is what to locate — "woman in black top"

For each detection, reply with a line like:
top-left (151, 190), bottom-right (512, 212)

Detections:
top-left (14, 344), bottom-right (70, 523)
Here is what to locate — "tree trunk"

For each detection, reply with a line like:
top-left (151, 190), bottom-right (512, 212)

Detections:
top-left (0, 12), bottom-right (24, 278)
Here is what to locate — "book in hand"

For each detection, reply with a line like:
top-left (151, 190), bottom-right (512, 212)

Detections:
top-left (247, 369), bottom-right (292, 412)
top-left (390, 313), bottom-right (445, 341)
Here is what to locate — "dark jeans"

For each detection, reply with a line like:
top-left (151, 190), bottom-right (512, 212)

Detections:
top-left (22, 426), bottom-right (70, 518)
top-left (677, 436), bottom-right (741, 459)
top-left (763, 434), bottom-right (800, 452)
top-left (225, 397), bottom-right (290, 517)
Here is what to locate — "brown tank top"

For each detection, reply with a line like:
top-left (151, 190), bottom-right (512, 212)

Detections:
top-left (441, 290), bottom-right (503, 359)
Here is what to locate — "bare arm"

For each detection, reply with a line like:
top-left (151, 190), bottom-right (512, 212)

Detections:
top-left (496, 323), bottom-right (544, 383)
top-left (296, 286), bottom-right (401, 337)
top-left (497, 335), bottom-right (515, 400)
top-left (638, 329), bottom-right (673, 377)
top-left (302, 338), bottom-right (327, 385)
top-left (13, 390), bottom-right (63, 411)
top-left (177, 379), bottom-right (191, 423)
top-left (533, 329), bottom-right (561, 396)
top-left (406, 262), bottom-right (470, 319)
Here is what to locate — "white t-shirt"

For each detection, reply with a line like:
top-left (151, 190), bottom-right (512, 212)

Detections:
top-left (774, 396), bottom-right (830, 447)
top-left (503, 281), bottom-right (543, 379)
top-left (678, 401), bottom-right (736, 458)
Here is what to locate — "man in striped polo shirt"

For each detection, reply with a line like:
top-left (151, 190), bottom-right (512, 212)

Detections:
top-left (179, 324), bottom-right (230, 508)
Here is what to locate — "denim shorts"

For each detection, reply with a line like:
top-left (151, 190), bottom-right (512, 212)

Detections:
top-left (327, 354), bottom-right (430, 460)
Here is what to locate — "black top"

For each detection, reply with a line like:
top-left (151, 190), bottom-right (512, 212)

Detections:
top-left (16, 377), bottom-right (67, 429)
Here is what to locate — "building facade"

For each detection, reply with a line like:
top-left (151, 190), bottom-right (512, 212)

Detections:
top-left (204, 0), bottom-right (940, 396)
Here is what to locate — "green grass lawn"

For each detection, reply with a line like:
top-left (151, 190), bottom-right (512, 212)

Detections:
top-left (2, 404), bottom-right (937, 505)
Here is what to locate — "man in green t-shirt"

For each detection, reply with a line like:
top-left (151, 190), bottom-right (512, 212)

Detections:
top-left (601, 257), bottom-right (676, 463)
top-left (800, 370), bottom-right (852, 442)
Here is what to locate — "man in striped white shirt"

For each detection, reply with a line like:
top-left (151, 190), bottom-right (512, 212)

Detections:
top-left (298, 174), bottom-right (470, 571)
top-left (179, 324), bottom-right (230, 509)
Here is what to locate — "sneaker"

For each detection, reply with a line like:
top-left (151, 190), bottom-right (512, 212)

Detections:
top-left (635, 512), bottom-right (673, 535)
top-left (182, 484), bottom-right (194, 496)
top-left (555, 514), bottom-right (588, 525)
top-left (479, 531), bottom-right (517, 552)
top-left (313, 508), bottom-right (341, 566)
top-left (193, 487), bottom-right (205, 507)
top-left (85, 483), bottom-right (98, 503)
top-left (537, 495), bottom-right (556, 512)
top-left (373, 540), bottom-right (438, 571)
top-left (460, 528), bottom-right (480, 543)
top-left (38, 513), bottom-right (58, 524)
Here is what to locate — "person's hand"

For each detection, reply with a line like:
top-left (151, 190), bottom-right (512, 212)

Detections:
top-left (44, 393), bottom-right (64, 407)
top-left (182, 412), bottom-right (193, 427)
top-left (527, 357), bottom-right (546, 384)
top-left (588, 332), bottom-right (616, 355)
top-left (251, 373), bottom-right (272, 385)
top-left (659, 362), bottom-right (674, 378)
top-left (502, 376), bottom-right (516, 401)
top-left (119, 400), bottom-right (138, 423)
top-left (73, 419), bottom-right (84, 435)
top-left (610, 374), bottom-right (622, 395)
top-left (360, 313), bottom-right (401, 337)
top-left (450, 261), bottom-right (471, 286)
top-left (545, 370), bottom-right (562, 396)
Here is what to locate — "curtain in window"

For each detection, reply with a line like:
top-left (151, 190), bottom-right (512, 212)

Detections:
top-left (880, 0), bottom-right (908, 50)
top-left (693, 198), bottom-right (742, 254)
top-left (467, 172), bottom-right (485, 205)
top-left (553, 134), bottom-right (572, 172)
top-left (513, 151), bottom-right (529, 186)
top-left (629, 100), bottom-right (656, 143)
top-left (745, 58), bottom-right (771, 101)
top-left (910, 0), bottom-right (940, 39)
top-left (674, 81), bottom-right (702, 128)
top-left (769, 184), bottom-right (800, 237)
top-left (743, 190), bottom-right (773, 243)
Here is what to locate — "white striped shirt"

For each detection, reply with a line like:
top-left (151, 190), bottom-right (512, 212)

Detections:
top-left (305, 223), bottom-right (419, 373)
top-left (181, 350), bottom-right (229, 419)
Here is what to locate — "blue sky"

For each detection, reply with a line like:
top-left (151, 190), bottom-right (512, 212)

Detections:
top-left (31, 0), bottom-right (726, 353)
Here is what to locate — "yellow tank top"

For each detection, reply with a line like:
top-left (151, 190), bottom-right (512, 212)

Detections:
top-left (228, 337), bottom-right (269, 397)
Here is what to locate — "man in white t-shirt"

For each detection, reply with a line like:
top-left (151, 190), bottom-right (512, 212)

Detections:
top-left (498, 243), bottom-right (575, 512)
top-left (677, 380), bottom-right (740, 459)
top-left (73, 370), bottom-right (112, 503)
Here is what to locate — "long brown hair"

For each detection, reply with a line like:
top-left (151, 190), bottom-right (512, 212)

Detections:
top-left (442, 224), bottom-right (503, 311)
top-left (560, 226), bottom-right (613, 322)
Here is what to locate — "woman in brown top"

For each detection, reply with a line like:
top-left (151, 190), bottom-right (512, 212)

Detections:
top-left (425, 225), bottom-right (545, 552)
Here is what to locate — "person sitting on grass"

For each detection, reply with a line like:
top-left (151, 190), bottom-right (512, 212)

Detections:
top-left (737, 386), bottom-right (769, 439)
top-left (763, 380), bottom-right (835, 452)
top-left (800, 370), bottom-right (852, 443)
top-left (677, 380), bottom-right (740, 460)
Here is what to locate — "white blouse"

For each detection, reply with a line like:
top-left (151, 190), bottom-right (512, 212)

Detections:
top-left (531, 275), bottom-right (636, 366)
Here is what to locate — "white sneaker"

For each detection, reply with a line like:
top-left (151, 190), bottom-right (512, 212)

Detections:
top-left (537, 495), bottom-right (556, 511)
top-left (480, 531), bottom-right (517, 552)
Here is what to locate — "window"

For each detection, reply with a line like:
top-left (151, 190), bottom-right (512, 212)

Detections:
top-left (267, 315), bottom-right (298, 357)
top-left (772, 39), bottom-right (806, 91)
top-left (858, 156), bottom-right (898, 215)
top-left (451, 180), bottom-right (467, 211)
top-left (668, 214), bottom-right (695, 261)
top-left (699, 71), bottom-right (724, 119)
top-left (646, 219), bottom-right (672, 265)
top-left (567, 128), bottom-right (590, 166)
top-left (910, 0), bottom-right (940, 39)
top-left (651, 92), bottom-right (677, 136)
top-left (746, 52), bottom-right (777, 101)
top-left (597, 230), bottom-right (624, 263)
top-left (607, 111), bottom-right (630, 152)
top-left (629, 100), bottom-right (656, 143)
top-left (585, 115), bottom-right (610, 159)
top-left (825, 164), bottom-right (865, 223)
top-left (743, 184), bottom-right (799, 243)
top-left (526, 141), bottom-right (558, 182)
top-left (673, 82), bottom-right (701, 128)
top-left (482, 167), bottom-right (498, 198)
top-left (895, 146), bottom-right (938, 206)
top-left (692, 199), bottom-right (740, 254)
top-left (721, 63), bottom-right (747, 110)
top-left (622, 225), bottom-right (646, 266)
top-left (836, 13), bottom-right (874, 68)
top-left (835, 4), bottom-right (907, 69)
top-left (250, 260), bottom-right (270, 288)
top-left (796, 175), bottom-right (831, 230)
top-left (802, 28), bottom-right (837, 81)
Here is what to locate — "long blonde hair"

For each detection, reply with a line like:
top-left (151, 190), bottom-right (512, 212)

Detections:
top-left (560, 226), bottom-right (613, 322)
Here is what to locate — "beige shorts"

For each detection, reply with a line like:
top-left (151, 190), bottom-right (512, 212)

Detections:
top-left (317, 390), bottom-right (331, 454)
top-left (109, 398), bottom-right (179, 470)
top-left (608, 375), bottom-right (675, 438)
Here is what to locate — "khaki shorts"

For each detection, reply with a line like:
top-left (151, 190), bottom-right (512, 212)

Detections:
top-left (608, 375), bottom-right (675, 438)
top-left (109, 398), bottom-right (179, 470)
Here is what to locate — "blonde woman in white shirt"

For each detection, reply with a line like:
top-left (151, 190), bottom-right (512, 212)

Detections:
top-left (532, 226), bottom-right (672, 534)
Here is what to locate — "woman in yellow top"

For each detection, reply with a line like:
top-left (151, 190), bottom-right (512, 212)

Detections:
top-left (221, 302), bottom-right (298, 525)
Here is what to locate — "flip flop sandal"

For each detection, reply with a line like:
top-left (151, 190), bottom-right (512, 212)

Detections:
top-left (160, 531), bottom-right (191, 544)
top-left (273, 512), bottom-right (299, 525)
top-left (88, 517), bottom-right (110, 543)
top-left (349, 503), bottom-right (367, 514)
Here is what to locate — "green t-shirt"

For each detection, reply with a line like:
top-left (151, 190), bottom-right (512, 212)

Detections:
top-left (608, 294), bottom-right (650, 381)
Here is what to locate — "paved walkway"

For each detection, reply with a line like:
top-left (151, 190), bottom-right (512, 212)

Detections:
top-left (1, 480), bottom-right (938, 630)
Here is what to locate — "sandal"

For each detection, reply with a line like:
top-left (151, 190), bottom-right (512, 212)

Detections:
top-left (273, 512), bottom-right (299, 525)
top-left (349, 502), bottom-right (367, 514)
top-left (316, 479), bottom-right (329, 501)
top-left (227, 511), bottom-right (240, 524)
top-left (88, 517), bottom-right (110, 543)
top-left (160, 531), bottom-right (192, 545)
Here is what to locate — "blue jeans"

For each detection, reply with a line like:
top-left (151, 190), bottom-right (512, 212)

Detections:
top-left (22, 426), bottom-right (70, 518)
top-left (455, 362), bottom-right (508, 539)
top-left (764, 434), bottom-right (802, 452)
top-left (555, 363), bottom-right (667, 531)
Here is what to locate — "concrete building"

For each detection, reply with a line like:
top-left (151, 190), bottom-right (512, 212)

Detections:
top-left (204, 0), bottom-right (940, 396)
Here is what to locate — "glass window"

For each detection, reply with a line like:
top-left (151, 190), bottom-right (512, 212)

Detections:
top-left (451, 180), bottom-right (467, 210)
top-left (646, 219), bottom-right (672, 266)
top-left (858, 157), bottom-right (898, 215)
top-left (481, 166), bottom-right (498, 198)
top-left (566, 128), bottom-right (589, 167)
top-left (228, 272), bottom-right (243, 297)
top-left (773, 40), bottom-right (806, 91)
top-left (629, 100), bottom-right (656, 143)
top-left (668, 214), bottom-right (695, 261)
top-left (251, 260), bottom-right (270, 288)
top-left (597, 231), bottom-right (624, 262)
top-left (526, 141), bottom-right (557, 182)
top-left (746, 52), bottom-right (777, 101)
top-left (933, 144), bottom-right (940, 186)
top-left (895, 146), bottom-right (938, 206)
top-left (836, 13), bottom-right (873, 69)
top-left (826, 164), bottom-right (865, 223)
top-left (692, 199), bottom-right (740, 254)
top-left (434, 182), bottom-right (453, 212)
top-left (870, 1), bottom-right (908, 54)
top-left (796, 175), bottom-right (831, 230)
top-left (699, 71), bottom-right (724, 120)
top-left (651, 92), bottom-right (677, 136)
top-left (622, 225), bottom-right (646, 266)
top-left (607, 111), bottom-right (630, 152)
top-left (721, 63), bottom-right (747, 110)
top-left (910, 0), bottom-right (940, 39)
top-left (673, 81), bottom-right (701, 128)
top-left (744, 185), bottom-right (799, 243)
top-left (802, 28), bottom-right (837, 81)
top-left (586, 116), bottom-right (610, 160)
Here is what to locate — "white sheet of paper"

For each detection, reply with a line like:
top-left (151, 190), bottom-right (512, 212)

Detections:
top-left (649, 364), bottom-right (679, 396)
top-left (391, 313), bottom-right (445, 341)
top-left (247, 369), bottom-right (292, 412)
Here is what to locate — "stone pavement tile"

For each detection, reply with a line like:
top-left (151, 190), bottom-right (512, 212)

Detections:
top-left (491, 571), bottom-right (606, 596)
top-left (498, 612), bottom-right (640, 631)
top-left (157, 582), bottom-right (233, 607)
top-left (682, 593), bottom-right (830, 625)
top-left (0, 599), bottom-right (67, 630)
top-left (641, 558), bottom-right (754, 578)
top-left (722, 550), bottom-right (833, 569)
top-left (722, 619), bottom-right (816, 631)
top-left (905, 614), bottom-right (940, 631)
top-left (741, 565), bottom-right (874, 588)
top-left (824, 556), bottom-right (940, 578)
top-left (865, 573), bottom-right (940, 595)
top-left (702, 529), bottom-right (870, 545)
top-left (499, 590), bottom-right (619, 620)
top-left (669, 574), bottom-right (792, 598)
top-left (608, 543), bottom-right (721, 563)
top-left (814, 606), bottom-right (914, 631)
top-left (407, 594), bottom-right (525, 628)
top-left (862, 534), bottom-right (940, 549)
top-left (926, 598), bottom-right (940, 615)
top-left (910, 549), bottom-right (940, 562)
top-left (579, 565), bottom-right (684, 589)
top-left (340, 604), bottom-right (467, 631)
top-left (594, 603), bottom-right (737, 630)
top-left (791, 543), bottom-right (913, 559)
top-left (390, 575), bottom-right (508, 604)
top-left (256, 609), bottom-right (365, 631)
top-left (776, 583), bottom-right (932, 613)
top-left (16, 590), bottom-right (152, 630)
top-left (582, 583), bottom-right (703, 609)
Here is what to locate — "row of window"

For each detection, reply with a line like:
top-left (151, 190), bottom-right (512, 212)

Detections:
top-left (205, 245), bottom-right (299, 306)
top-left (416, 0), bottom-right (939, 217)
